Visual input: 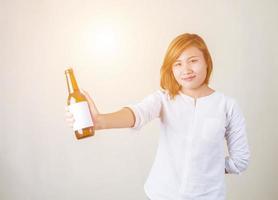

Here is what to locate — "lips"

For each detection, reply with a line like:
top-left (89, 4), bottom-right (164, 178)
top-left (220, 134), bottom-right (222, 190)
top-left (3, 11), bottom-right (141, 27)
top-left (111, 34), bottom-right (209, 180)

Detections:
top-left (182, 75), bottom-right (196, 81)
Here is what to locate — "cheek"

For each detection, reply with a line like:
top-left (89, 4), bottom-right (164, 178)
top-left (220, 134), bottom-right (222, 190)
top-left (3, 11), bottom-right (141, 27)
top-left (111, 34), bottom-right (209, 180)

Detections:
top-left (172, 69), bottom-right (180, 78)
top-left (193, 64), bottom-right (207, 76)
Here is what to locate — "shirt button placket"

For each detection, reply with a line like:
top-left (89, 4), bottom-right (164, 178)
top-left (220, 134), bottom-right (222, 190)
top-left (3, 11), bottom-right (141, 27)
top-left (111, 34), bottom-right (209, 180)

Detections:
top-left (179, 99), bottom-right (198, 196)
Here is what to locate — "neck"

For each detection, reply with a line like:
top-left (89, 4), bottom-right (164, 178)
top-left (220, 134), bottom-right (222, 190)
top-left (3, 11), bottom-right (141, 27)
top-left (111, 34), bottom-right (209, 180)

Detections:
top-left (181, 84), bottom-right (214, 99)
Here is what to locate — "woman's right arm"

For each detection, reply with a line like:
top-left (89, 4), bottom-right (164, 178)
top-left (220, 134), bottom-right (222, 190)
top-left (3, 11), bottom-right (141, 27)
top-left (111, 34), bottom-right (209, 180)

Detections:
top-left (96, 107), bottom-right (136, 130)
top-left (65, 90), bottom-right (136, 130)
top-left (65, 89), bottom-right (162, 131)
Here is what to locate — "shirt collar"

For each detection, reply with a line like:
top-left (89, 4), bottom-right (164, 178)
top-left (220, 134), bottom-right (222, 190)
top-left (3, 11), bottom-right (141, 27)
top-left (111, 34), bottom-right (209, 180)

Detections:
top-left (178, 90), bottom-right (218, 104)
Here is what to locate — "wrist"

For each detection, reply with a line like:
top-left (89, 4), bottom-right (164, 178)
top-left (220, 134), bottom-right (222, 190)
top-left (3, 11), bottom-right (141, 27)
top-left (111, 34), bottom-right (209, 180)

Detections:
top-left (94, 114), bottom-right (105, 130)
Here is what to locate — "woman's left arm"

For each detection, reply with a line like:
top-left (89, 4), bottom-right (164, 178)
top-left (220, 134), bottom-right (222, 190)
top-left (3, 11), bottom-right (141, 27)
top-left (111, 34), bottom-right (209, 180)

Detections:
top-left (224, 99), bottom-right (250, 174)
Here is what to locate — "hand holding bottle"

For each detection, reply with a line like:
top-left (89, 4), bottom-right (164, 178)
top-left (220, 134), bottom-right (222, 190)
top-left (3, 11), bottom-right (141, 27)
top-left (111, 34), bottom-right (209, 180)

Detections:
top-left (64, 67), bottom-right (136, 140)
top-left (65, 89), bottom-right (102, 130)
top-left (79, 89), bottom-right (101, 128)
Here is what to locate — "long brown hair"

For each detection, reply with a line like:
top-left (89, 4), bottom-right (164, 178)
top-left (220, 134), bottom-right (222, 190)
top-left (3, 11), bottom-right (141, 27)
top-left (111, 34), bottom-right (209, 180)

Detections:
top-left (160, 33), bottom-right (213, 100)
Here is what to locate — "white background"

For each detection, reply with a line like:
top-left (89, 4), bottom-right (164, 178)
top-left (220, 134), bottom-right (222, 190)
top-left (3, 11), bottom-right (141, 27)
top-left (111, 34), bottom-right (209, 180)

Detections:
top-left (1, 0), bottom-right (277, 199)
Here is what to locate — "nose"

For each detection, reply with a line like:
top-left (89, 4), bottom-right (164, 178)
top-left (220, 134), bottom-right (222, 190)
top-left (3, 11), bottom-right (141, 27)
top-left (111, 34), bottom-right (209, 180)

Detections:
top-left (180, 62), bottom-right (193, 74)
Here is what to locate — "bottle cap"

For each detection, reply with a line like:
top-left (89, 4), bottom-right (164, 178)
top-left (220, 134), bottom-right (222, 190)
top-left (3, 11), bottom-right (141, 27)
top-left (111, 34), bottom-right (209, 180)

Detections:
top-left (65, 67), bottom-right (73, 74)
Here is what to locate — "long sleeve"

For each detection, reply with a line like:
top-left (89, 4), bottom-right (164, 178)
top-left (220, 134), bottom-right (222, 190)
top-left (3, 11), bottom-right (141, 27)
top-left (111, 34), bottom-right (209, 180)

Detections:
top-left (123, 90), bottom-right (162, 131)
top-left (224, 98), bottom-right (250, 174)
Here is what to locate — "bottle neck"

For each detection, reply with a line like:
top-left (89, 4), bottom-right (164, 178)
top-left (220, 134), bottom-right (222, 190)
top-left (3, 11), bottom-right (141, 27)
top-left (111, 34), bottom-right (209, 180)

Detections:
top-left (65, 68), bottom-right (79, 94)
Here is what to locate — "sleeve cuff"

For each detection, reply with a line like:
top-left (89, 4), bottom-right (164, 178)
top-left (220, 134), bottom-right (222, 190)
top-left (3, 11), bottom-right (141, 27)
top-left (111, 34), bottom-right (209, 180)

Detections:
top-left (123, 105), bottom-right (142, 131)
top-left (225, 156), bottom-right (241, 175)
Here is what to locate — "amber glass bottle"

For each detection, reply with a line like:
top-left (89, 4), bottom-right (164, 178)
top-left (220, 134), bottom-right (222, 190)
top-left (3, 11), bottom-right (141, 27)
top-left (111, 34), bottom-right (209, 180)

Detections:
top-left (65, 68), bottom-right (95, 139)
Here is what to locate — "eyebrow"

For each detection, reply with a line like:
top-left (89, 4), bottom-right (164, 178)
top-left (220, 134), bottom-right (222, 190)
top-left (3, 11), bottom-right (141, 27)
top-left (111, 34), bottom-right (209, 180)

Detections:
top-left (175, 56), bottom-right (199, 62)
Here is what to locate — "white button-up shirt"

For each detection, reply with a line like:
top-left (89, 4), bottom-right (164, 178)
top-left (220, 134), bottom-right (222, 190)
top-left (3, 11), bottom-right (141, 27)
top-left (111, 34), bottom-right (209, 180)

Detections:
top-left (125, 89), bottom-right (250, 200)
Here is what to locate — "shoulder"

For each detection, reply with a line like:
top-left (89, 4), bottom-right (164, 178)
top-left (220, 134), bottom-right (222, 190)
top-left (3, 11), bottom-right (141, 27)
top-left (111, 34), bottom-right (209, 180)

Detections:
top-left (222, 93), bottom-right (239, 108)
top-left (213, 90), bottom-right (237, 106)
top-left (141, 89), bottom-right (177, 104)
top-left (218, 92), bottom-right (244, 118)
top-left (221, 92), bottom-right (235, 102)
top-left (148, 88), bottom-right (169, 99)
top-left (136, 89), bottom-right (165, 104)
top-left (155, 89), bottom-right (174, 101)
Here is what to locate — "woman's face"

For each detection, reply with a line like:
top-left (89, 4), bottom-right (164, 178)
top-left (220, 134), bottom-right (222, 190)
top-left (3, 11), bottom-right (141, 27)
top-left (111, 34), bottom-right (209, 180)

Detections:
top-left (172, 46), bottom-right (208, 91)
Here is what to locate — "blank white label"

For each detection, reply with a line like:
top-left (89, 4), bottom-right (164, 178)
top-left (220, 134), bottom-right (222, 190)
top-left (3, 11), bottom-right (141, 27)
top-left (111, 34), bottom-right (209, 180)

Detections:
top-left (68, 101), bottom-right (94, 131)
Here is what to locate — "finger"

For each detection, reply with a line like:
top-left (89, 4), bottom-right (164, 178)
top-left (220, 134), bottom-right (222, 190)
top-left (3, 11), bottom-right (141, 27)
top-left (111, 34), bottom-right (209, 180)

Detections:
top-left (65, 111), bottom-right (73, 118)
top-left (67, 122), bottom-right (74, 127)
top-left (65, 115), bottom-right (74, 122)
top-left (67, 123), bottom-right (74, 128)
top-left (66, 117), bottom-right (74, 122)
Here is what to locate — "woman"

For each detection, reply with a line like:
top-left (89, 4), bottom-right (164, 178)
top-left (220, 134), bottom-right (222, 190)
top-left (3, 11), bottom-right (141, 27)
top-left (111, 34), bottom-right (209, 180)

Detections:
top-left (65, 33), bottom-right (250, 200)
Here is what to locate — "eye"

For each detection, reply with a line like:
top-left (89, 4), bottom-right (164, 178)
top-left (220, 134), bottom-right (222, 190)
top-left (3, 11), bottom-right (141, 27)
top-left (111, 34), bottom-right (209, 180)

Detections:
top-left (190, 59), bottom-right (198, 63)
top-left (174, 63), bottom-right (181, 67)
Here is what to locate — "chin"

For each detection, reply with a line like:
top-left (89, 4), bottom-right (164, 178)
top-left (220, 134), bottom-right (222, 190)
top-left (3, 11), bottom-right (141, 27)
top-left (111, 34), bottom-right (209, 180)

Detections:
top-left (180, 84), bottom-right (200, 90)
top-left (182, 85), bottom-right (201, 90)
top-left (179, 79), bottom-right (205, 90)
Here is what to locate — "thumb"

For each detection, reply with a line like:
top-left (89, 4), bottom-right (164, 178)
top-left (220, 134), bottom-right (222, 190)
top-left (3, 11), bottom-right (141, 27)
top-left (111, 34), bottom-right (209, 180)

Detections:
top-left (80, 89), bottom-right (100, 115)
